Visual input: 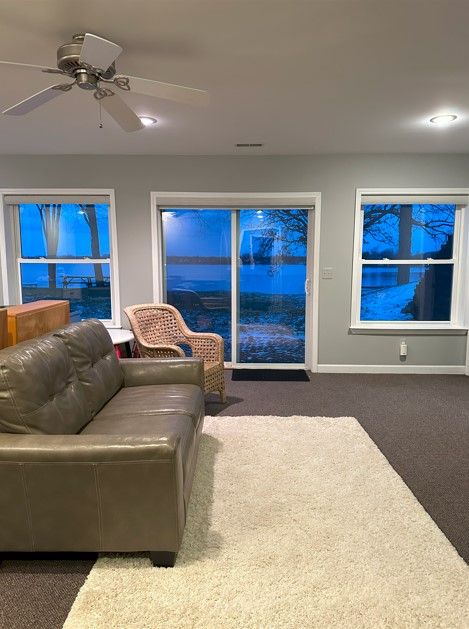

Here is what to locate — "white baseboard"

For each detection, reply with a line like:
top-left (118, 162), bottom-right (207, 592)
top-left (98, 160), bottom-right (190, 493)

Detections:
top-left (317, 364), bottom-right (466, 374)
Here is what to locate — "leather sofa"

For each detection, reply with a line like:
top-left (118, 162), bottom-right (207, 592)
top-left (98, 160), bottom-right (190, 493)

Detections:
top-left (0, 319), bottom-right (205, 567)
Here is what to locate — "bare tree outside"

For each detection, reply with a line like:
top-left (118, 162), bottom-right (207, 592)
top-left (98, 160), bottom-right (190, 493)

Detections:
top-left (363, 204), bottom-right (455, 284)
top-left (79, 204), bottom-right (104, 284)
top-left (242, 209), bottom-right (308, 255)
top-left (36, 203), bottom-right (62, 288)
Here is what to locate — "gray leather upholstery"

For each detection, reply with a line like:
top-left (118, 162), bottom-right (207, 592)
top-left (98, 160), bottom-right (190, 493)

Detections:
top-left (120, 358), bottom-right (204, 389)
top-left (0, 335), bottom-right (91, 434)
top-left (92, 384), bottom-right (204, 428)
top-left (82, 413), bottom-right (197, 490)
top-left (53, 319), bottom-right (123, 415)
top-left (0, 434), bottom-right (184, 552)
top-left (0, 320), bottom-right (205, 561)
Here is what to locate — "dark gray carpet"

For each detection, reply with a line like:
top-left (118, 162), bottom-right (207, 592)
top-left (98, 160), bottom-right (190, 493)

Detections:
top-left (0, 554), bottom-right (96, 629)
top-left (1, 372), bottom-right (468, 629)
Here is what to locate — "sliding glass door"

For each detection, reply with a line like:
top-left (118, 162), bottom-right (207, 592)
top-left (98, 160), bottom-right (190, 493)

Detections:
top-left (161, 207), bottom-right (313, 367)
top-left (237, 209), bottom-right (309, 363)
top-left (162, 209), bottom-right (232, 358)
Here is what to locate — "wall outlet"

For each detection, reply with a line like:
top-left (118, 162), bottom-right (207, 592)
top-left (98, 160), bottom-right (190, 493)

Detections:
top-left (322, 267), bottom-right (333, 280)
top-left (400, 339), bottom-right (408, 357)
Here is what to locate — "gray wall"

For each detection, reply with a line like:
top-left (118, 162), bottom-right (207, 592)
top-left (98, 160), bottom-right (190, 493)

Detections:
top-left (0, 154), bottom-right (467, 366)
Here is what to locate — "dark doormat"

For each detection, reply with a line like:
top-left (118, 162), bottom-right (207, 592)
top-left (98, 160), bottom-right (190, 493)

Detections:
top-left (232, 369), bottom-right (310, 382)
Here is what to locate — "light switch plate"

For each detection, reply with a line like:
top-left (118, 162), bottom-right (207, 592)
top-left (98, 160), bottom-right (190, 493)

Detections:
top-left (322, 267), bottom-right (333, 280)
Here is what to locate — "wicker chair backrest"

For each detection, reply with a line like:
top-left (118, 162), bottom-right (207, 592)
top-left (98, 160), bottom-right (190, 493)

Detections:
top-left (129, 305), bottom-right (186, 346)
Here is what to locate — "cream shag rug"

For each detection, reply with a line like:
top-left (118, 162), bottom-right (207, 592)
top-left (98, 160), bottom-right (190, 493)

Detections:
top-left (64, 416), bottom-right (469, 629)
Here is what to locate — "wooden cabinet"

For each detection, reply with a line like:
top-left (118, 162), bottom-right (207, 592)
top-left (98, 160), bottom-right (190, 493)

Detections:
top-left (6, 300), bottom-right (70, 346)
top-left (0, 308), bottom-right (7, 349)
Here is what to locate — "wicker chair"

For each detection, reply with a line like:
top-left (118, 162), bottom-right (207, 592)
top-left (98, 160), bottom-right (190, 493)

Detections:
top-left (124, 303), bottom-right (226, 402)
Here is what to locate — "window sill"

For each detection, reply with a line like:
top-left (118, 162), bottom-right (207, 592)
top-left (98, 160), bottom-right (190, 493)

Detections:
top-left (350, 325), bottom-right (467, 335)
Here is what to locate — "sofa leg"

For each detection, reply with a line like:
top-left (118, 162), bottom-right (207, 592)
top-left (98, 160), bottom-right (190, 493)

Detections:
top-left (149, 551), bottom-right (177, 567)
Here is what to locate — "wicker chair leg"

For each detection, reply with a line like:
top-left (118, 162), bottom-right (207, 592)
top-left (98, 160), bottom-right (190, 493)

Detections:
top-left (219, 387), bottom-right (226, 403)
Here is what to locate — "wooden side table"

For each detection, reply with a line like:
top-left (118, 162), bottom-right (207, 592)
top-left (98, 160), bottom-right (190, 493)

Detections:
top-left (0, 308), bottom-right (7, 350)
top-left (6, 300), bottom-right (70, 346)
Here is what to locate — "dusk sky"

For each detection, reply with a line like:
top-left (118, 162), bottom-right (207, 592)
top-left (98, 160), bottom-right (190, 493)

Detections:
top-left (20, 204), bottom-right (110, 258)
top-left (163, 210), bottom-right (231, 258)
top-left (162, 209), bottom-right (308, 258)
top-left (362, 204), bottom-right (455, 259)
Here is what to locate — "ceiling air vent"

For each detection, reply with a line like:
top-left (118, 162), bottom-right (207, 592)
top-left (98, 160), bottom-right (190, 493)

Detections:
top-left (236, 143), bottom-right (264, 148)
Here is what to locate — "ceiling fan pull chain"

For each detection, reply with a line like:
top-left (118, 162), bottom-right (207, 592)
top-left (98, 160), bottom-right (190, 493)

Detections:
top-left (99, 99), bottom-right (103, 129)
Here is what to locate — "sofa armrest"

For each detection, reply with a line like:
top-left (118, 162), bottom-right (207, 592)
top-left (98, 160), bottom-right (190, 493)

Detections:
top-left (0, 433), bottom-right (185, 553)
top-left (0, 433), bottom-right (180, 463)
top-left (119, 357), bottom-right (204, 388)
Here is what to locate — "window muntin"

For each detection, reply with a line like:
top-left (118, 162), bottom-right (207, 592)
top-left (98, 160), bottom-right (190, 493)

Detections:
top-left (16, 201), bottom-right (114, 323)
top-left (354, 200), bottom-right (461, 326)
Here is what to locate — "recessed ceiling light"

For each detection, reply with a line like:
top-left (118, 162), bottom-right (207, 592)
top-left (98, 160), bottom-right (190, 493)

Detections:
top-left (429, 114), bottom-right (458, 126)
top-left (139, 116), bottom-right (157, 127)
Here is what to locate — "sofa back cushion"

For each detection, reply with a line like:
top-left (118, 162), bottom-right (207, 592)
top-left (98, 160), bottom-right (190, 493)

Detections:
top-left (0, 335), bottom-right (92, 434)
top-left (54, 319), bottom-right (123, 415)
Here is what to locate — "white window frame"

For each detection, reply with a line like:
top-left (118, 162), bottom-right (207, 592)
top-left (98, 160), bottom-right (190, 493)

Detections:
top-left (150, 192), bottom-right (321, 371)
top-left (351, 188), bottom-right (469, 331)
top-left (0, 188), bottom-right (121, 327)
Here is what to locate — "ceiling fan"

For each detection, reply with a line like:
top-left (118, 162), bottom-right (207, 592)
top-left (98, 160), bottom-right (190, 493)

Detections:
top-left (0, 33), bottom-right (209, 132)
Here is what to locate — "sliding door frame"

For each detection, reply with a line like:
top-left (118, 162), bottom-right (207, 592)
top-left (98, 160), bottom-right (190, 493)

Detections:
top-left (151, 192), bottom-right (321, 372)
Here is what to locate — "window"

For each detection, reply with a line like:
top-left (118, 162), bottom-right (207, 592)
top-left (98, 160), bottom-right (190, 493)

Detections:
top-left (0, 191), bottom-right (120, 326)
top-left (351, 191), bottom-right (468, 328)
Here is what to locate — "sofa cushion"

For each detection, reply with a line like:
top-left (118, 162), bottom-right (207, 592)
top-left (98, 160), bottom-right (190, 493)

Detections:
top-left (81, 413), bottom-right (197, 481)
top-left (0, 335), bottom-right (92, 434)
top-left (94, 384), bottom-right (204, 429)
top-left (54, 319), bottom-right (123, 416)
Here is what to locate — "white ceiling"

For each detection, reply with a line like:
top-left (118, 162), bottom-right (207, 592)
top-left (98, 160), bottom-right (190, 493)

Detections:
top-left (1, 0), bottom-right (469, 154)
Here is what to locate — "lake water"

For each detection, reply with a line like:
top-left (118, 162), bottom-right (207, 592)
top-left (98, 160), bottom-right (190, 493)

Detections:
top-left (362, 266), bottom-right (426, 290)
top-left (166, 263), bottom-right (306, 295)
top-left (167, 264), bottom-right (429, 295)
top-left (21, 263), bottom-right (109, 287)
top-left (23, 262), bottom-right (422, 295)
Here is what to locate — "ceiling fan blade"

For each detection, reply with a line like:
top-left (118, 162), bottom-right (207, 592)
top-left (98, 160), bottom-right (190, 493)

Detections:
top-left (0, 60), bottom-right (60, 73)
top-left (2, 84), bottom-right (70, 116)
top-left (79, 33), bottom-right (122, 70)
top-left (100, 92), bottom-right (144, 132)
top-left (118, 75), bottom-right (209, 106)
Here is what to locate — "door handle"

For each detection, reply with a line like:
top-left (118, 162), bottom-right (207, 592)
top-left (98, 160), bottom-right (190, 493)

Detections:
top-left (304, 278), bottom-right (311, 295)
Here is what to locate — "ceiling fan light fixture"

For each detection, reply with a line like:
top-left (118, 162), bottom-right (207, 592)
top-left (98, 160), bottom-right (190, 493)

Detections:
top-left (139, 116), bottom-right (157, 127)
top-left (429, 114), bottom-right (458, 126)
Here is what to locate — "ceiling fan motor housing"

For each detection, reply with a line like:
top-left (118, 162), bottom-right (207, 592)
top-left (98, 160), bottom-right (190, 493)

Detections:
top-left (56, 34), bottom-right (116, 81)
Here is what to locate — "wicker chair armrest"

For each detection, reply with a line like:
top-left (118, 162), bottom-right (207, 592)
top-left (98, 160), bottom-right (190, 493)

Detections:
top-left (136, 343), bottom-right (185, 358)
top-left (185, 332), bottom-right (224, 363)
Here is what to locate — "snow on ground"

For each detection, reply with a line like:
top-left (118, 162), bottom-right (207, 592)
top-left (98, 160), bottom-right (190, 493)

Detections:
top-left (361, 282), bottom-right (416, 321)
